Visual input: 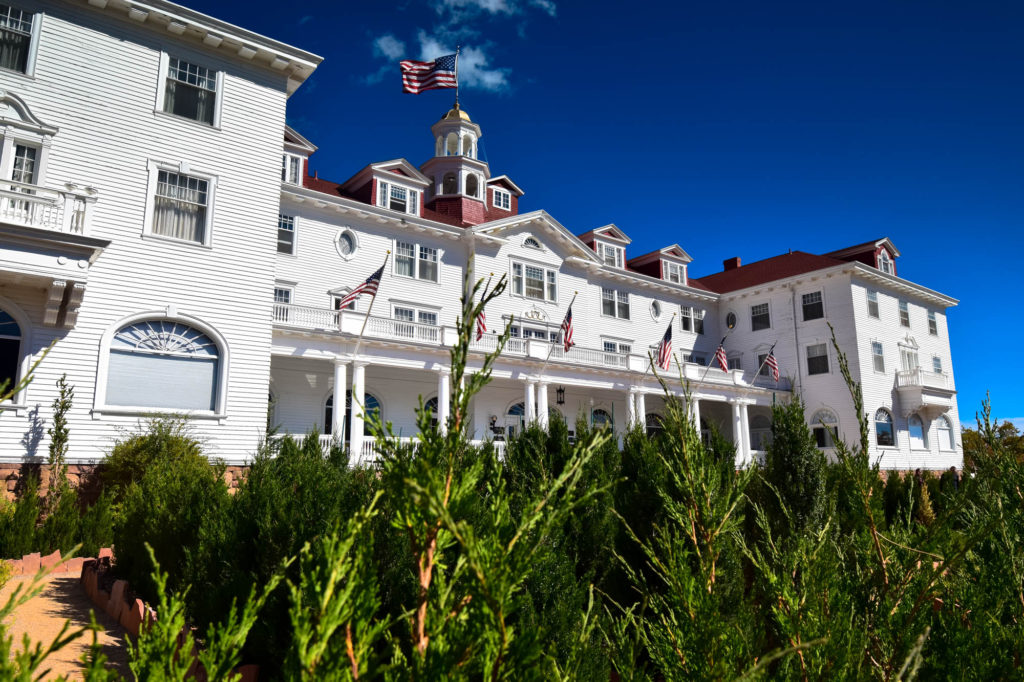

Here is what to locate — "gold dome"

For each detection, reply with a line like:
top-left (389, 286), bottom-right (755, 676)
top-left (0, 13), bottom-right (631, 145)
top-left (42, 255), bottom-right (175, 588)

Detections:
top-left (443, 104), bottom-right (472, 122)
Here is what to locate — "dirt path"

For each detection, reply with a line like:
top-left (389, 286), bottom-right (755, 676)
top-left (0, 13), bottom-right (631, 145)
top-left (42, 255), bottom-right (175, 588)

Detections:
top-left (2, 573), bottom-right (131, 680)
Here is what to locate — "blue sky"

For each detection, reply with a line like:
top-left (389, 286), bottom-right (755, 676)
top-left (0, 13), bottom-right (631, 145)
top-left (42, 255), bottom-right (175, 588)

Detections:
top-left (187, 0), bottom-right (1024, 431)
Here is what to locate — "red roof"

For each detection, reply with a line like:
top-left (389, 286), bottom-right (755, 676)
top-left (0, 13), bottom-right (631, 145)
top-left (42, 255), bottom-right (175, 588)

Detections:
top-left (694, 251), bottom-right (847, 294)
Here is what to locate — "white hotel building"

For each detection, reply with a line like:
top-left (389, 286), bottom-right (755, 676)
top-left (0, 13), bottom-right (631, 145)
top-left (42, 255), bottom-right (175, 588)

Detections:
top-left (0, 0), bottom-right (962, 476)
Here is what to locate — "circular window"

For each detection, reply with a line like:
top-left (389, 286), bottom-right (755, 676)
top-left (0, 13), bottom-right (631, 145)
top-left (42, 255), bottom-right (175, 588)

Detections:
top-left (336, 229), bottom-right (358, 260)
top-left (726, 312), bottom-right (737, 329)
top-left (650, 300), bottom-right (662, 320)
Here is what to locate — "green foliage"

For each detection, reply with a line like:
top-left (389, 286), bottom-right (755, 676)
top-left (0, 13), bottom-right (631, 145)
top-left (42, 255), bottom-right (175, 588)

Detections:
top-left (37, 486), bottom-right (80, 555)
top-left (78, 490), bottom-right (115, 558)
top-left (101, 416), bottom-right (203, 495)
top-left (0, 475), bottom-right (39, 559)
top-left (45, 374), bottom-right (73, 515)
top-left (762, 397), bottom-right (827, 537)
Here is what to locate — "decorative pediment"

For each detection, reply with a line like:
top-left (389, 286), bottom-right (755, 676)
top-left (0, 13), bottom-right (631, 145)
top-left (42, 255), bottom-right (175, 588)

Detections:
top-left (898, 334), bottom-right (918, 350)
top-left (578, 223), bottom-right (632, 245)
top-left (474, 210), bottom-right (603, 264)
top-left (522, 305), bottom-right (548, 322)
top-left (0, 91), bottom-right (58, 136)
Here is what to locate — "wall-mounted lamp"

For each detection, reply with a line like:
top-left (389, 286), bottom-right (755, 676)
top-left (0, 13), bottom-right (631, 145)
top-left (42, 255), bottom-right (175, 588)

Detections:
top-left (556, 386), bottom-right (566, 405)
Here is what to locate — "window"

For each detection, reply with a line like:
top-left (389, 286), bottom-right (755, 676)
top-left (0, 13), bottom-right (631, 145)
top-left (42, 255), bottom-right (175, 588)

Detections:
top-left (871, 341), bottom-right (885, 372)
top-left (685, 353), bottom-right (706, 366)
top-left (277, 214), bottom-right (295, 254)
top-left (802, 291), bottom-right (824, 321)
top-left (466, 174), bottom-right (480, 198)
top-left (806, 343), bottom-right (829, 375)
top-left (0, 307), bottom-right (21, 392)
top-left (11, 143), bottom-right (35, 184)
top-left (523, 236), bottom-right (541, 249)
top-left (928, 311), bottom-right (938, 335)
top-left (757, 353), bottom-right (770, 376)
top-left (937, 416), bottom-right (954, 451)
top-left (597, 242), bottom-right (624, 268)
top-left (727, 356), bottom-right (742, 370)
top-left (874, 409), bottom-right (895, 447)
top-left (811, 409), bottom-right (838, 448)
top-left (680, 306), bottom-right (704, 334)
top-left (336, 229), bottom-right (357, 259)
top-left (878, 250), bottom-right (893, 274)
top-left (395, 241), bottom-right (439, 282)
top-left (899, 300), bottom-right (910, 327)
top-left (0, 3), bottom-right (35, 75)
top-left (900, 345), bottom-right (919, 371)
top-left (509, 323), bottom-right (558, 342)
top-left (602, 287), bottom-right (629, 319)
top-left (663, 261), bottom-right (685, 284)
top-left (164, 57), bottom-right (218, 125)
top-left (282, 154), bottom-right (302, 184)
top-left (867, 290), bottom-right (879, 318)
top-left (751, 303), bottom-right (770, 331)
top-left (909, 415), bottom-right (928, 450)
top-left (592, 408), bottom-right (612, 429)
top-left (377, 181), bottom-right (419, 215)
top-left (106, 320), bottom-right (221, 411)
top-left (333, 293), bottom-right (355, 311)
top-left (493, 187), bottom-right (511, 210)
top-left (273, 287), bottom-right (291, 305)
top-left (750, 414), bottom-right (772, 450)
top-left (650, 300), bottom-right (662, 320)
top-left (932, 356), bottom-right (942, 374)
top-left (393, 306), bottom-right (438, 336)
top-left (602, 339), bottom-right (631, 354)
top-left (324, 391), bottom-right (380, 437)
top-left (152, 170), bottom-right (209, 244)
top-left (510, 261), bottom-right (557, 302)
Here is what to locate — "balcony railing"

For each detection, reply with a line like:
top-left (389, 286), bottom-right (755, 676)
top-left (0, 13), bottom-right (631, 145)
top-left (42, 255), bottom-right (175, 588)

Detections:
top-left (549, 344), bottom-right (628, 368)
top-left (896, 368), bottom-right (951, 391)
top-left (368, 315), bottom-right (441, 344)
top-left (0, 180), bottom-right (96, 235)
top-left (272, 303), bottom-right (339, 329)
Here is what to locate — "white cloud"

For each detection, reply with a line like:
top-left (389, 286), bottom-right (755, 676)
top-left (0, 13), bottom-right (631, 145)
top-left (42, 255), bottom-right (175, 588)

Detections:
top-left (1010, 417), bottom-right (1024, 432)
top-left (417, 32), bottom-right (510, 92)
top-left (529, 0), bottom-right (556, 17)
top-left (373, 34), bottom-right (407, 60)
top-left (436, 0), bottom-right (515, 15)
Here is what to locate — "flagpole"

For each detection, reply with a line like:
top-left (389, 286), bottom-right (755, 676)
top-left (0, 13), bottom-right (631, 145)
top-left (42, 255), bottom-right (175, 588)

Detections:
top-left (749, 340), bottom-right (779, 386)
top-left (537, 290), bottom-right (578, 377)
top-left (694, 335), bottom-right (728, 391)
top-left (643, 312), bottom-right (676, 378)
top-left (353, 250), bottom-right (391, 357)
top-left (454, 45), bottom-right (460, 108)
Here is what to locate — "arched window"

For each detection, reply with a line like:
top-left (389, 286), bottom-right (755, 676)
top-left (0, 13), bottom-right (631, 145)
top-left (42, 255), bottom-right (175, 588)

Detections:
top-left (424, 396), bottom-right (439, 427)
top-left (645, 413), bottom-right (663, 437)
top-left (446, 132), bottom-right (458, 156)
top-left (504, 401), bottom-right (527, 438)
top-left (937, 416), bottom-right (954, 450)
top-left (811, 409), bottom-right (838, 448)
top-left (874, 408), bottom-right (895, 447)
top-left (466, 174), bottom-right (479, 198)
top-left (878, 250), bottom-right (893, 274)
top-left (324, 391), bottom-right (381, 436)
top-left (106, 320), bottom-right (221, 411)
top-left (0, 308), bottom-right (22, 393)
top-left (462, 135), bottom-right (473, 157)
top-left (909, 414), bottom-right (928, 450)
top-left (592, 408), bottom-right (612, 429)
top-left (442, 172), bottom-right (457, 194)
top-left (524, 236), bottom-right (541, 249)
top-left (750, 414), bottom-right (772, 450)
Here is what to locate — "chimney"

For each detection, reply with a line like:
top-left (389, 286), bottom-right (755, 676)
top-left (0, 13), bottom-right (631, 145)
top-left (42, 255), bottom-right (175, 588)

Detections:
top-left (723, 257), bottom-right (741, 271)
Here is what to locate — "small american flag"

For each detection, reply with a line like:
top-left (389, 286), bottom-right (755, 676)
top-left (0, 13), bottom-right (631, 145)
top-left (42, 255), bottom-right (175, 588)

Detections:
top-left (656, 323), bottom-right (672, 371)
top-left (559, 306), bottom-right (575, 351)
top-left (400, 54), bottom-right (457, 94)
top-left (766, 351), bottom-right (780, 381)
top-left (715, 345), bottom-right (729, 372)
top-left (338, 264), bottom-right (384, 309)
top-left (475, 309), bottom-right (486, 341)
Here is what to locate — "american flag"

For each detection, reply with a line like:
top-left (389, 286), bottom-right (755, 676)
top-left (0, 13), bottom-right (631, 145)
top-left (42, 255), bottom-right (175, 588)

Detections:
top-left (766, 350), bottom-right (780, 381)
top-left (337, 264), bottom-right (384, 309)
top-left (559, 305), bottom-right (575, 351)
top-left (715, 344), bottom-right (729, 372)
top-left (400, 54), bottom-right (457, 94)
top-left (656, 323), bottom-right (672, 371)
top-left (475, 309), bottom-right (486, 341)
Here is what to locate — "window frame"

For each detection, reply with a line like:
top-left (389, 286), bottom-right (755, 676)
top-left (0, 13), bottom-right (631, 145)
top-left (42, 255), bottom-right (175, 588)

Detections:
top-left (874, 408), bottom-right (896, 448)
top-left (142, 160), bottom-right (218, 248)
top-left (492, 187), bottom-right (511, 210)
top-left (680, 305), bottom-right (704, 334)
top-left (600, 286), bottom-right (630, 320)
top-left (937, 416), bottom-right (955, 451)
top-left (596, 241), bottom-right (625, 269)
top-left (806, 342), bottom-right (829, 376)
top-left (335, 228), bottom-right (358, 261)
top-left (0, 297), bottom-right (30, 409)
top-left (93, 312), bottom-right (229, 418)
top-left (282, 153), bottom-right (303, 185)
top-left (750, 302), bottom-right (771, 331)
top-left (899, 300), bottom-right (910, 328)
top-left (601, 337), bottom-right (632, 355)
top-left (908, 414), bottom-right (928, 451)
top-left (509, 258), bottom-right (557, 303)
top-left (154, 52), bottom-right (224, 128)
top-left (811, 409), bottom-right (839, 449)
top-left (377, 179), bottom-right (420, 216)
top-left (391, 302), bottom-right (440, 328)
top-left (277, 213), bottom-right (296, 255)
top-left (0, 4), bottom-right (41, 78)
top-left (927, 310), bottom-right (938, 335)
top-left (394, 239), bottom-right (441, 284)
top-left (866, 290), bottom-right (880, 319)
top-left (932, 355), bottom-right (942, 375)
top-left (801, 290), bottom-right (824, 321)
top-left (662, 260), bottom-right (686, 284)
top-left (878, 250), bottom-right (893, 274)
top-left (871, 341), bottom-right (885, 373)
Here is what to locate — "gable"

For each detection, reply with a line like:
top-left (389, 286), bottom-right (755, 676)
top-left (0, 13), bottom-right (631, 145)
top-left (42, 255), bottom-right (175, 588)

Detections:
top-left (474, 211), bottom-right (602, 264)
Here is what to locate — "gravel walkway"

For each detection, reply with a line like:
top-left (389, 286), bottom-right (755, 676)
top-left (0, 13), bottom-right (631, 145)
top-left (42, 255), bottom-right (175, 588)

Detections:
top-left (2, 573), bottom-right (131, 680)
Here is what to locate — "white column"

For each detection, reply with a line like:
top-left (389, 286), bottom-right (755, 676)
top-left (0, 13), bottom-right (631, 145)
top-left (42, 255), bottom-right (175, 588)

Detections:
top-left (690, 396), bottom-right (701, 434)
top-left (350, 362), bottom-right (367, 460)
top-left (739, 401), bottom-right (751, 465)
top-left (636, 392), bottom-right (647, 428)
top-left (626, 390), bottom-right (637, 426)
top-left (537, 382), bottom-right (549, 429)
top-left (731, 400), bottom-right (744, 467)
top-left (437, 369), bottom-right (451, 434)
top-left (525, 381), bottom-right (537, 426)
top-left (332, 360), bottom-right (348, 440)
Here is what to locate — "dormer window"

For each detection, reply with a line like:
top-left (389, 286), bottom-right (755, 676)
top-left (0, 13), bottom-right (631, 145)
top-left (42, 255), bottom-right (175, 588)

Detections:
top-left (663, 261), bottom-right (685, 284)
top-left (282, 154), bottom-right (302, 184)
top-left (378, 181), bottom-right (419, 216)
top-left (878, 250), bottom-right (893, 275)
top-left (493, 187), bottom-right (511, 210)
top-left (597, 242), bottom-right (624, 268)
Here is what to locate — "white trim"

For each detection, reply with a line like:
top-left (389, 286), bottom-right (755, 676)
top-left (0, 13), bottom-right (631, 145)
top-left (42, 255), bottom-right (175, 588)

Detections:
top-left (92, 309), bottom-right (230, 418)
top-left (509, 257), bottom-right (558, 304)
top-left (492, 187), bottom-right (512, 211)
top-left (750, 301), bottom-right (772, 332)
top-left (334, 227), bottom-right (358, 261)
top-left (0, 294), bottom-right (32, 409)
top-left (153, 52), bottom-right (225, 130)
top-left (393, 238), bottom-right (442, 285)
top-left (277, 212), bottom-right (297, 257)
top-left (142, 159), bottom-right (218, 247)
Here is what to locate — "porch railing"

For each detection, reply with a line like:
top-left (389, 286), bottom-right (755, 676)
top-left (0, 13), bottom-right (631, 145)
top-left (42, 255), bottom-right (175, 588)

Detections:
top-left (549, 344), bottom-right (628, 369)
top-left (0, 180), bottom-right (95, 235)
top-left (367, 315), bottom-right (440, 344)
top-left (272, 303), bottom-right (340, 329)
top-left (896, 368), bottom-right (950, 391)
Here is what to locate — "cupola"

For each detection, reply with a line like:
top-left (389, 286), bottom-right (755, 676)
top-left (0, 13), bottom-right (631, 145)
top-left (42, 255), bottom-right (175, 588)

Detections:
top-left (419, 102), bottom-right (492, 226)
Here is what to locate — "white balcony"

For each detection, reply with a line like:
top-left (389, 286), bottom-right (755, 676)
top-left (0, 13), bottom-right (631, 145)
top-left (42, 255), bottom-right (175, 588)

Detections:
top-left (0, 180), bottom-right (96, 236)
top-left (549, 344), bottom-right (628, 369)
top-left (896, 368), bottom-right (955, 419)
